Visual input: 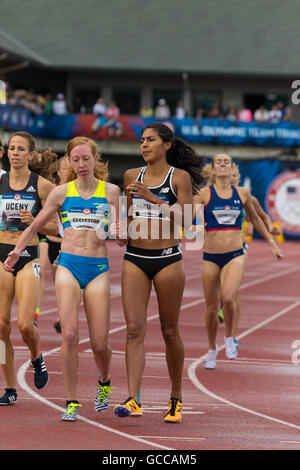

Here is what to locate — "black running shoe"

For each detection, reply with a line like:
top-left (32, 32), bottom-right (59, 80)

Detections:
top-left (53, 321), bottom-right (61, 333)
top-left (30, 354), bottom-right (48, 389)
top-left (0, 388), bottom-right (17, 405)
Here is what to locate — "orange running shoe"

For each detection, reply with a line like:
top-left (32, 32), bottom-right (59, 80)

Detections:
top-left (164, 398), bottom-right (182, 423)
top-left (114, 396), bottom-right (143, 417)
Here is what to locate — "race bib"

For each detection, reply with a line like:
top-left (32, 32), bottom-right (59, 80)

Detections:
top-left (212, 208), bottom-right (241, 225)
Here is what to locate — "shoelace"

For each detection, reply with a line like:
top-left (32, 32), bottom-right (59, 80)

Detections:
top-left (30, 356), bottom-right (42, 368)
top-left (122, 396), bottom-right (139, 409)
top-left (168, 398), bottom-right (180, 416)
top-left (98, 385), bottom-right (112, 401)
top-left (67, 403), bottom-right (82, 415)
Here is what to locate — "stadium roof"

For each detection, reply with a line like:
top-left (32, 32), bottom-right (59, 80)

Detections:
top-left (0, 0), bottom-right (299, 77)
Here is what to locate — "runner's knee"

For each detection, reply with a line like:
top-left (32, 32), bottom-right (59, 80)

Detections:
top-left (126, 320), bottom-right (146, 342)
top-left (0, 318), bottom-right (11, 339)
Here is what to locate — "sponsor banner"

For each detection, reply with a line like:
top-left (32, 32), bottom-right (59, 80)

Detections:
top-left (1, 104), bottom-right (300, 146)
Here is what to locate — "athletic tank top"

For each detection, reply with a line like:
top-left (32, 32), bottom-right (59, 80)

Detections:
top-left (132, 166), bottom-right (177, 220)
top-left (60, 179), bottom-right (109, 231)
top-left (204, 185), bottom-right (243, 231)
top-left (0, 172), bottom-right (42, 231)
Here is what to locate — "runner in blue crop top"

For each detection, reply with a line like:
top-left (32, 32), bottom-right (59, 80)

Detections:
top-left (204, 184), bottom-right (243, 232)
top-left (194, 153), bottom-right (283, 370)
top-left (3, 136), bottom-right (122, 422)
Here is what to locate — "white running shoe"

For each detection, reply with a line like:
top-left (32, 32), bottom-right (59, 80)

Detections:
top-left (204, 346), bottom-right (218, 369)
top-left (61, 402), bottom-right (82, 422)
top-left (94, 379), bottom-right (112, 412)
top-left (224, 336), bottom-right (238, 359)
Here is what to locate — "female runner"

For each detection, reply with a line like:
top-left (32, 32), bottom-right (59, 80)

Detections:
top-left (194, 153), bottom-right (283, 369)
top-left (0, 131), bottom-right (58, 405)
top-left (114, 122), bottom-right (204, 423)
top-left (4, 136), bottom-right (121, 421)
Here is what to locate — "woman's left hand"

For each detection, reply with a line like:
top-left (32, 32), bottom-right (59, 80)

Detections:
top-left (127, 181), bottom-right (157, 204)
top-left (20, 210), bottom-right (34, 226)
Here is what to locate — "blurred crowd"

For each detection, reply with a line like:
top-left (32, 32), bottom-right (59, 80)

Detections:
top-left (5, 87), bottom-right (67, 115)
top-left (141, 99), bottom-right (294, 124)
top-left (1, 82), bottom-right (295, 124)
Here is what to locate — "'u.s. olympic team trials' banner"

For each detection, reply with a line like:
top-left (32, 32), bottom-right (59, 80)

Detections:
top-left (1, 104), bottom-right (300, 147)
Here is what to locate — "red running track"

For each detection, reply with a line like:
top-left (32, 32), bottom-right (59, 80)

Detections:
top-left (1, 240), bottom-right (300, 452)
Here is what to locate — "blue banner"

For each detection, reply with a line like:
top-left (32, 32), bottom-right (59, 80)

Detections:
top-left (0, 104), bottom-right (79, 139)
top-left (132, 117), bottom-right (300, 147)
top-left (1, 104), bottom-right (300, 147)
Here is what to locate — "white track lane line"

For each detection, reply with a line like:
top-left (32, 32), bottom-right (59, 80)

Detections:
top-left (16, 260), bottom-right (300, 448)
top-left (17, 345), bottom-right (172, 450)
top-left (188, 299), bottom-right (300, 431)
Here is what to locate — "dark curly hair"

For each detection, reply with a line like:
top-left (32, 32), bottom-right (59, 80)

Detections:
top-left (141, 122), bottom-right (205, 194)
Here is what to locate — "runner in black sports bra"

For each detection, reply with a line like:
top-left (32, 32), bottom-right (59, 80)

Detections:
top-left (115, 122), bottom-right (205, 423)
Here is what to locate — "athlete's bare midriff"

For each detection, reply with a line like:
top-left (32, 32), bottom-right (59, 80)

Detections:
top-left (204, 229), bottom-right (243, 254)
top-left (61, 227), bottom-right (108, 257)
top-left (0, 230), bottom-right (38, 246)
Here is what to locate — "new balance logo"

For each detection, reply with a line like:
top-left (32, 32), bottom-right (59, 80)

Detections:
top-left (159, 188), bottom-right (169, 193)
top-left (234, 200), bottom-right (240, 204)
top-left (20, 249), bottom-right (30, 257)
top-left (26, 186), bottom-right (36, 192)
top-left (161, 248), bottom-right (173, 256)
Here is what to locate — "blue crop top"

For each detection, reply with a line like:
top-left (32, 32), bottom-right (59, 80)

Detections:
top-left (60, 179), bottom-right (109, 231)
top-left (204, 185), bottom-right (243, 231)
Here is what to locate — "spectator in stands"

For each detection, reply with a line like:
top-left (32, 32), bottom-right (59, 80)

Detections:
top-left (237, 107), bottom-right (253, 122)
top-left (154, 98), bottom-right (170, 119)
top-left (91, 101), bottom-right (122, 138)
top-left (283, 107), bottom-right (293, 122)
top-left (207, 101), bottom-right (223, 118)
top-left (105, 102), bottom-right (122, 138)
top-left (93, 97), bottom-right (107, 116)
top-left (175, 100), bottom-right (186, 119)
top-left (44, 93), bottom-right (53, 114)
top-left (269, 104), bottom-right (282, 123)
top-left (139, 104), bottom-right (153, 118)
top-left (254, 105), bottom-right (270, 123)
top-left (225, 105), bottom-right (238, 121)
top-left (25, 90), bottom-right (43, 115)
top-left (53, 93), bottom-right (67, 115)
top-left (276, 101), bottom-right (286, 119)
top-left (194, 107), bottom-right (204, 125)
top-left (105, 101), bottom-right (120, 120)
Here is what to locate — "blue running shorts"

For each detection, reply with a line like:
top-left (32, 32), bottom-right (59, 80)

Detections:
top-left (57, 252), bottom-right (109, 289)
